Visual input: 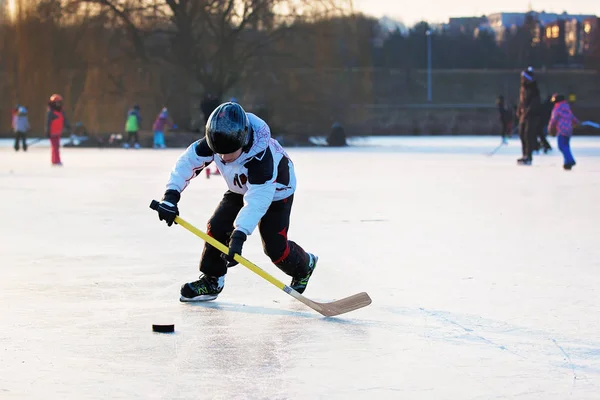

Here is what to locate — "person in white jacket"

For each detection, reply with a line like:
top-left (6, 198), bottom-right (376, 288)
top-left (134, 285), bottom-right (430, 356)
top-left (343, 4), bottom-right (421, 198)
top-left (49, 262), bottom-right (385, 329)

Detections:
top-left (155, 102), bottom-right (318, 302)
top-left (13, 106), bottom-right (30, 152)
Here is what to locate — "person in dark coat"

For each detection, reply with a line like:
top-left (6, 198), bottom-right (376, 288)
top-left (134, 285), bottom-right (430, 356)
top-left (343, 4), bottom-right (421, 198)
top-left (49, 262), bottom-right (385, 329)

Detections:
top-left (516, 67), bottom-right (541, 165)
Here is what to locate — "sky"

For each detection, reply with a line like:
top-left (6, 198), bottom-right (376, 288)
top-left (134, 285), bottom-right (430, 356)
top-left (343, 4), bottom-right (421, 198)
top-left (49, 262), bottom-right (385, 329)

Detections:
top-left (2, 0), bottom-right (598, 25)
top-left (352, 0), bottom-right (600, 26)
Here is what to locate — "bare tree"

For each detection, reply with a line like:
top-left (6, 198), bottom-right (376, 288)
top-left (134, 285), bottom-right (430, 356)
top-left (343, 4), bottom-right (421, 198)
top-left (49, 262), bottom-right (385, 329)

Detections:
top-left (0, 0), bottom-right (165, 132)
top-left (70, 0), bottom-right (351, 99)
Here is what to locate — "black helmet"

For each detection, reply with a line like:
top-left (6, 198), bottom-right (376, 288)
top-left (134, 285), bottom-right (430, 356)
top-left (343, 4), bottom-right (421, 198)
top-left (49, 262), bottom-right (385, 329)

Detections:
top-left (205, 102), bottom-right (250, 154)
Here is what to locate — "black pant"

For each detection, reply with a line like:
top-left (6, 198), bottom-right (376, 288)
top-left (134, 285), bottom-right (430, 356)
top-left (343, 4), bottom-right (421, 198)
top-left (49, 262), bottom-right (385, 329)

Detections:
top-left (14, 131), bottom-right (27, 151)
top-left (126, 131), bottom-right (139, 144)
top-left (200, 191), bottom-right (310, 278)
top-left (500, 121), bottom-right (509, 138)
top-left (537, 126), bottom-right (551, 151)
top-left (519, 119), bottom-right (538, 159)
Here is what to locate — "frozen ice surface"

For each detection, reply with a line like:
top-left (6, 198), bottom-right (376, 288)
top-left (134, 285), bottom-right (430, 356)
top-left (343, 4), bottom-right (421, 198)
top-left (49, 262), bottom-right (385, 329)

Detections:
top-left (1, 136), bottom-right (600, 399)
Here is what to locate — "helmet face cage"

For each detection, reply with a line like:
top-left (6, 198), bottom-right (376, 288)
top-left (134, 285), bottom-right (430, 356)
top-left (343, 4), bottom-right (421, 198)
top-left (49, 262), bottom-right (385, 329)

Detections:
top-left (205, 102), bottom-right (250, 154)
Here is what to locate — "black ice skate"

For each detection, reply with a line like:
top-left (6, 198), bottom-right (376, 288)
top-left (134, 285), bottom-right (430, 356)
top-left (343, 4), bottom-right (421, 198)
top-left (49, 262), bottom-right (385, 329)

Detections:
top-left (180, 274), bottom-right (224, 302)
top-left (563, 162), bottom-right (576, 170)
top-left (290, 253), bottom-right (318, 294)
top-left (517, 157), bottom-right (532, 165)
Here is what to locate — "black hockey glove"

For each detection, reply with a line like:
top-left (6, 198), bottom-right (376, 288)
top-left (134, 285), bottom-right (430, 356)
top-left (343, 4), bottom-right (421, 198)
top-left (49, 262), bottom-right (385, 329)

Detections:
top-left (157, 190), bottom-right (180, 227)
top-left (222, 230), bottom-right (247, 268)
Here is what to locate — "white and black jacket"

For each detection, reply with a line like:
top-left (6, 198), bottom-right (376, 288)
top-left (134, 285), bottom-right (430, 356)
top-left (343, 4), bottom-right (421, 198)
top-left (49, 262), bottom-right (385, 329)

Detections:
top-left (164, 113), bottom-right (296, 235)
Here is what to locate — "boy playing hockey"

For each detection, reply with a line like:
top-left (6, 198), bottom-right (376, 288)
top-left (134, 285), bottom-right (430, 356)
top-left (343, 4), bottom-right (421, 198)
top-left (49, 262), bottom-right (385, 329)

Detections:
top-left (155, 102), bottom-right (318, 301)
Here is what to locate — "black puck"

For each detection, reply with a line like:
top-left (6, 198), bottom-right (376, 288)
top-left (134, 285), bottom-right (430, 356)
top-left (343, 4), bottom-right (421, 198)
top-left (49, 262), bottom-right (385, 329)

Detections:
top-left (152, 324), bottom-right (175, 333)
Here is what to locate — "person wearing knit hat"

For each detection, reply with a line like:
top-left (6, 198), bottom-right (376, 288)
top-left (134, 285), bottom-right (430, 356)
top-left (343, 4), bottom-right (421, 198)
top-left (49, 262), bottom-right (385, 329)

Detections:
top-left (516, 66), bottom-right (541, 165)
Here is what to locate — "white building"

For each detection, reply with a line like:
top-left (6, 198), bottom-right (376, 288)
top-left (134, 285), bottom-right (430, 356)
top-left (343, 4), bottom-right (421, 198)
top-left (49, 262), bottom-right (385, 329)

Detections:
top-left (487, 11), bottom-right (596, 43)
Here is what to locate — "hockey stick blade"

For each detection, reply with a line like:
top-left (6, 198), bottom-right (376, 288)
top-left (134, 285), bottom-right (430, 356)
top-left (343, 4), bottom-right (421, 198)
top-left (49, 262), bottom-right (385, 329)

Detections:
top-left (581, 121), bottom-right (600, 129)
top-left (289, 290), bottom-right (372, 317)
top-left (149, 200), bottom-right (372, 317)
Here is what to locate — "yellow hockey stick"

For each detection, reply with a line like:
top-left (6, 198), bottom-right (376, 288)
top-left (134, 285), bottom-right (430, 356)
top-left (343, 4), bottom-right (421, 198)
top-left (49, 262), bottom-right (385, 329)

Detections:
top-left (150, 200), bottom-right (371, 317)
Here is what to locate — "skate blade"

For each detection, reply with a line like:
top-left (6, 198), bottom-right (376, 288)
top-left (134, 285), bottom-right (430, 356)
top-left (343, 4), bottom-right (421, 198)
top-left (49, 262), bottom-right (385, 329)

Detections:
top-left (179, 294), bottom-right (219, 302)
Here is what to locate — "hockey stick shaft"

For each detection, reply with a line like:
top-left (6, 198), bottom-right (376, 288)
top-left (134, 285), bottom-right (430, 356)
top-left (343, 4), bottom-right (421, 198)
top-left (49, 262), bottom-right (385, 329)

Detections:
top-left (487, 141), bottom-right (506, 156)
top-left (27, 138), bottom-right (44, 146)
top-left (149, 200), bottom-right (371, 316)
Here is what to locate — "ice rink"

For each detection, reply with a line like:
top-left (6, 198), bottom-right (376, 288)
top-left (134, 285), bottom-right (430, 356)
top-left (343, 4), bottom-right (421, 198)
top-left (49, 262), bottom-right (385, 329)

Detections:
top-left (1, 136), bottom-right (600, 399)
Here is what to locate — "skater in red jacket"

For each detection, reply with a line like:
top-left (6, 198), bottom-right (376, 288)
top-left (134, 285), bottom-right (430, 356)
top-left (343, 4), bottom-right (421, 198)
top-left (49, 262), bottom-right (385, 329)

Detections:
top-left (45, 94), bottom-right (69, 166)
